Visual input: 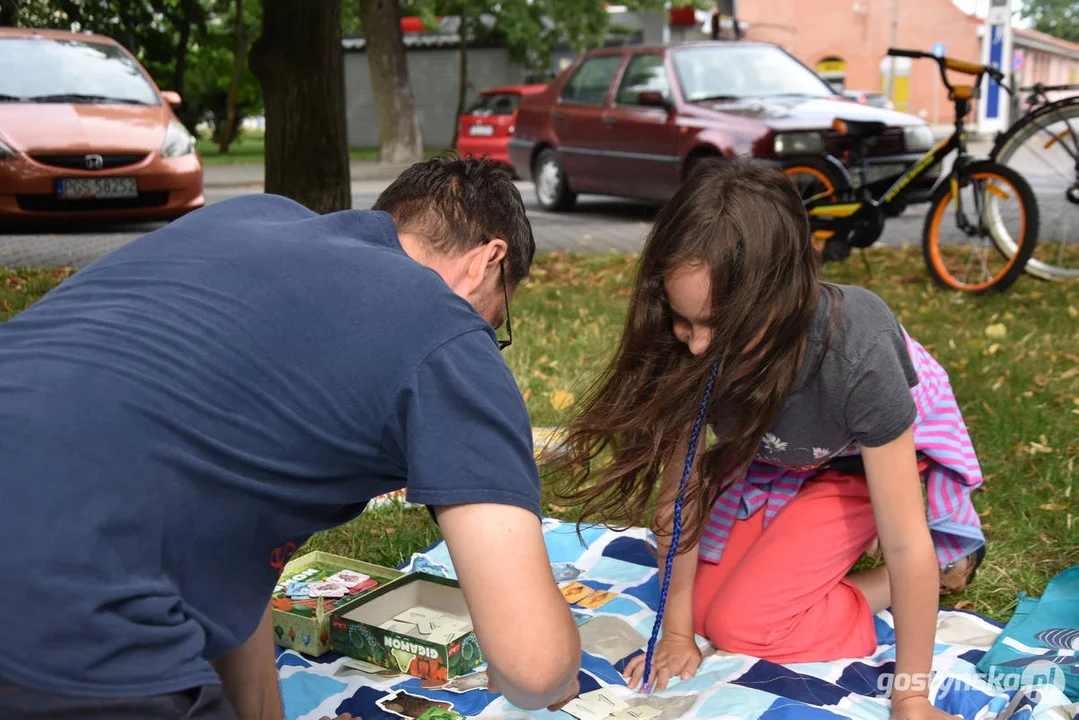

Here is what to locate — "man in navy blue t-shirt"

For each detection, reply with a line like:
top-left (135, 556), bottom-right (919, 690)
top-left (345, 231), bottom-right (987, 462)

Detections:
top-left (0, 158), bottom-right (581, 718)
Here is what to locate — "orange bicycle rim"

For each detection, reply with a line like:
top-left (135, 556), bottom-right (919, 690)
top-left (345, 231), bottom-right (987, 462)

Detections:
top-left (927, 172), bottom-right (1027, 292)
top-left (785, 165), bottom-right (836, 253)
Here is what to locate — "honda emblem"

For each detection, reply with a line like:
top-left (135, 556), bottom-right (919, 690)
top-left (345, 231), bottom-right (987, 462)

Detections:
top-left (84, 154), bottom-right (104, 170)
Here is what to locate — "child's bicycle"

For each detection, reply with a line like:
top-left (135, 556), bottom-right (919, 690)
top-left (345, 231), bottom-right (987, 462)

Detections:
top-left (784, 48), bottom-right (1040, 294)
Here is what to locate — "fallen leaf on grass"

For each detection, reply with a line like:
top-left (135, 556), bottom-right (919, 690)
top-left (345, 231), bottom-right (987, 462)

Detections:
top-left (1040, 503), bottom-right (1070, 511)
top-left (1060, 366), bottom-right (1078, 381)
top-left (953, 600), bottom-right (975, 611)
top-left (979, 507), bottom-right (992, 518)
top-left (521, 388), bottom-right (532, 402)
top-left (984, 323), bottom-right (1008, 339)
top-left (1040, 532), bottom-right (1055, 545)
top-left (1068, 305), bottom-right (1078, 319)
top-left (985, 343), bottom-right (1002, 356)
top-left (550, 389), bottom-right (576, 411)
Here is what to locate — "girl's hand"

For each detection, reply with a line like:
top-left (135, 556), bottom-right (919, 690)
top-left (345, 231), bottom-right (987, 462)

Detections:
top-left (622, 633), bottom-right (702, 693)
top-left (890, 696), bottom-right (960, 720)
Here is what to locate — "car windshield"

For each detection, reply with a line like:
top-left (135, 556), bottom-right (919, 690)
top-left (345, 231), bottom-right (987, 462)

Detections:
top-left (672, 44), bottom-right (836, 102)
top-left (0, 38), bottom-right (160, 105)
top-left (466, 93), bottom-right (520, 116)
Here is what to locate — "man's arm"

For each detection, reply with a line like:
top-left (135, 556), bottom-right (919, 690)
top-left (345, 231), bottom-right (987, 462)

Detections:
top-left (210, 602), bottom-right (283, 720)
top-left (436, 503), bottom-right (581, 710)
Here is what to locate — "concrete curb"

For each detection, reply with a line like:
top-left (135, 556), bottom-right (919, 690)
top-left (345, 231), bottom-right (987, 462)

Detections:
top-left (201, 161), bottom-right (414, 189)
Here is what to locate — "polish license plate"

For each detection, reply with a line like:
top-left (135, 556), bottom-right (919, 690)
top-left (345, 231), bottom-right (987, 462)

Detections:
top-left (56, 177), bottom-right (138, 199)
top-left (469, 124), bottom-right (494, 136)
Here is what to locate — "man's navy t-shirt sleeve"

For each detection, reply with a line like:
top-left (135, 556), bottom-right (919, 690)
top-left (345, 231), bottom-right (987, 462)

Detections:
top-left (382, 329), bottom-right (542, 516)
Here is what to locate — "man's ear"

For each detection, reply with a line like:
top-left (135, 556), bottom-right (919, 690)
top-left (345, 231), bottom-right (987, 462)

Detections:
top-left (462, 238), bottom-right (508, 295)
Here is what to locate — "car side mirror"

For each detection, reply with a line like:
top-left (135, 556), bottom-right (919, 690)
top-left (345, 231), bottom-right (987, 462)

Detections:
top-left (160, 91), bottom-right (182, 108)
top-left (637, 90), bottom-right (671, 110)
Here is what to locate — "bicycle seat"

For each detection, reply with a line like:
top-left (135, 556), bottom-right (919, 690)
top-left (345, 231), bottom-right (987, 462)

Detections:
top-left (832, 118), bottom-right (889, 137)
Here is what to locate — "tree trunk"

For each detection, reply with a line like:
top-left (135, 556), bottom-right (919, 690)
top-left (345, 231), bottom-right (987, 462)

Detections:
top-left (250, 0), bottom-right (351, 213)
top-left (173, 7), bottom-right (191, 99)
top-left (452, 12), bottom-right (468, 150)
top-left (0, 0), bottom-right (18, 26)
top-left (358, 0), bottom-right (424, 164)
top-left (217, 0), bottom-right (246, 154)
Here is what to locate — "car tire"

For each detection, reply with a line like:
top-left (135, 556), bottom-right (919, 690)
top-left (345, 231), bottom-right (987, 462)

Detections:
top-left (533, 149), bottom-right (577, 212)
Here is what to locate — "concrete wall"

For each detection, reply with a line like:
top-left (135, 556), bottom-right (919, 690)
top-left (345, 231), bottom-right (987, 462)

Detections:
top-left (344, 47), bottom-right (527, 149)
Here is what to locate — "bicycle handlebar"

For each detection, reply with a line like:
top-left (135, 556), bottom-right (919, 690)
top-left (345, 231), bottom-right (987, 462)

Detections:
top-left (887, 47), bottom-right (1006, 90)
top-left (887, 48), bottom-right (924, 59)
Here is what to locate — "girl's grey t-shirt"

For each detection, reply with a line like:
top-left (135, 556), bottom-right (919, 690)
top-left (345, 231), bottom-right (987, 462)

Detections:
top-left (753, 284), bottom-right (920, 470)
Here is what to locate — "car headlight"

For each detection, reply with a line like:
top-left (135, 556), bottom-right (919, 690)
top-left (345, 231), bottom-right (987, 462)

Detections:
top-left (773, 132), bottom-right (824, 156)
top-left (904, 124), bottom-right (935, 152)
top-left (161, 120), bottom-right (196, 158)
top-left (0, 137), bottom-right (17, 161)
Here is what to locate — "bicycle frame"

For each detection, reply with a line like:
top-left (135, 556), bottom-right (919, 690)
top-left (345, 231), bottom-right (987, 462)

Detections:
top-left (805, 132), bottom-right (959, 223)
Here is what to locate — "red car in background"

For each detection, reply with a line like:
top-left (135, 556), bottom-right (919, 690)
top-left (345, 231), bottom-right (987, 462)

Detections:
top-left (508, 42), bottom-right (937, 212)
top-left (456, 84), bottom-right (546, 168)
top-left (0, 27), bottom-right (204, 223)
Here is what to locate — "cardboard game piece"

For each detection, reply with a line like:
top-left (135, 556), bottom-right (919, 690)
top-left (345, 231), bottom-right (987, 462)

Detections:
top-left (562, 688), bottom-right (629, 720)
top-left (610, 706), bottom-right (661, 720)
top-left (308, 581), bottom-right (348, 598)
top-left (394, 607), bottom-right (442, 625)
top-left (414, 708), bottom-right (466, 720)
top-left (427, 618), bottom-right (471, 644)
top-left (560, 581), bottom-right (597, 604)
top-left (380, 619), bottom-right (419, 635)
top-left (342, 657), bottom-right (401, 676)
top-left (576, 590), bottom-right (617, 609)
top-left (329, 569), bottom-right (370, 587)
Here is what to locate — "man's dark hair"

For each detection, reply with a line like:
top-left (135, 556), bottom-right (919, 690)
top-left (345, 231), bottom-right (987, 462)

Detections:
top-left (373, 155), bottom-right (536, 287)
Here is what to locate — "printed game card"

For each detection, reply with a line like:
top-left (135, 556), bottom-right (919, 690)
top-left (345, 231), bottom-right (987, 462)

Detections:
top-left (559, 581), bottom-right (596, 604)
top-left (328, 570), bottom-right (369, 587)
top-left (576, 589), bottom-right (617, 609)
top-left (307, 581), bottom-right (348, 598)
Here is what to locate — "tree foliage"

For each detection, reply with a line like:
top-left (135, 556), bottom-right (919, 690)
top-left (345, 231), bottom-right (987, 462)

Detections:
top-left (1020, 0), bottom-right (1079, 44)
top-left (1, 0), bottom-right (262, 135)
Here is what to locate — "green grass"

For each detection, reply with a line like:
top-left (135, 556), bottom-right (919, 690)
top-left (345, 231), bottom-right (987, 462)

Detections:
top-left (195, 136), bottom-right (446, 165)
top-left (2, 249), bottom-right (1077, 622)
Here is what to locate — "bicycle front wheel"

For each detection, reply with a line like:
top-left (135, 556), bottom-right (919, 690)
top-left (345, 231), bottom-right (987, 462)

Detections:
top-left (923, 162), bottom-right (1039, 294)
top-left (991, 99), bottom-right (1079, 281)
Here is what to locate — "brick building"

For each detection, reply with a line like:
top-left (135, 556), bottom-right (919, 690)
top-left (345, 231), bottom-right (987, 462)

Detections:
top-left (736, 0), bottom-right (982, 125)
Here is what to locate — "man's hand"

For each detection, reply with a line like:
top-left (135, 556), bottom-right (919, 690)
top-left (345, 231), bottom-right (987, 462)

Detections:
top-left (436, 503), bottom-right (580, 710)
top-left (622, 633), bottom-right (702, 693)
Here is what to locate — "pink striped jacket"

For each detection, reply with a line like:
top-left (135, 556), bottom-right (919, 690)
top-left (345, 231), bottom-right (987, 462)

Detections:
top-left (698, 332), bottom-right (985, 567)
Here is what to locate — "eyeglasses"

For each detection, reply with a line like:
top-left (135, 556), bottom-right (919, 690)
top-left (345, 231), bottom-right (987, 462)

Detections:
top-left (498, 261), bottom-right (513, 351)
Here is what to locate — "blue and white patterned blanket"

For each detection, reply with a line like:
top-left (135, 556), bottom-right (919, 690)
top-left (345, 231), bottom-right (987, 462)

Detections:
top-left (276, 519), bottom-right (1075, 720)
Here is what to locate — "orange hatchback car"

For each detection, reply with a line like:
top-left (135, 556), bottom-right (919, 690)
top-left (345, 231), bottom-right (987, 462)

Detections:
top-left (0, 28), bottom-right (204, 224)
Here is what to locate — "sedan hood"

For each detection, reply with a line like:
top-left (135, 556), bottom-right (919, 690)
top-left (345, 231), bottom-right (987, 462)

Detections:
top-left (695, 94), bottom-right (926, 131)
top-left (0, 103), bottom-right (170, 154)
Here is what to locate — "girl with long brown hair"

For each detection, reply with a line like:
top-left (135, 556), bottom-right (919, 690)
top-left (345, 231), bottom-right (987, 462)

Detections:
top-left (549, 157), bottom-right (986, 720)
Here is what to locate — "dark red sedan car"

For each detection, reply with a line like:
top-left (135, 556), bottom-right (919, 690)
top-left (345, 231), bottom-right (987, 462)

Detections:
top-left (508, 41), bottom-right (938, 212)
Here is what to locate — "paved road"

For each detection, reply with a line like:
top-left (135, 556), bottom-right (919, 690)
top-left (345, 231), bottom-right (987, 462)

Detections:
top-left (0, 178), bottom-right (935, 268)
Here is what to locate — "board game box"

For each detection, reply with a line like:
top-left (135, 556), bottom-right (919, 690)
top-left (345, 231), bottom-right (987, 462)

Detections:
top-left (330, 573), bottom-right (484, 682)
top-left (272, 551), bottom-right (403, 657)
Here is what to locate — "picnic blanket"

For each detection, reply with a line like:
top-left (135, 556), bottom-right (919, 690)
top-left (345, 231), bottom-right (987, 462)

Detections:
top-left (275, 519), bottom-right (1076, 720)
